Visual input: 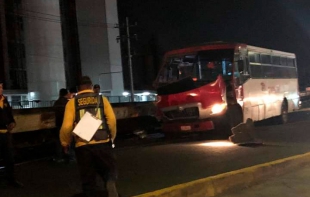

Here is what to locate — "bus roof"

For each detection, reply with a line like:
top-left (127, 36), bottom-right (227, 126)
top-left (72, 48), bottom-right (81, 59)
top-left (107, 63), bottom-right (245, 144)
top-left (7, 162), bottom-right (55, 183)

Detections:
top-left (246, 45), bottom-right (295, 57)
top-left (165, 42), bottom-right (295, 58)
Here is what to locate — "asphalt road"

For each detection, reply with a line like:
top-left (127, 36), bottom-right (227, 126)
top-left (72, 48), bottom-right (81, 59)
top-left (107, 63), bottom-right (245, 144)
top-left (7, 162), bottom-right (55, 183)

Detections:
top-left (1, 110), bottom-right (310, 197)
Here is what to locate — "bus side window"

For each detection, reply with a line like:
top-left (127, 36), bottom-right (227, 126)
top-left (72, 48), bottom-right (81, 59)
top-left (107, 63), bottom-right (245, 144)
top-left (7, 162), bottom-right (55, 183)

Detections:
top-left (262, 66), bottom-right (274, 78)
top-left (250, 64), bottom-right (262, 78)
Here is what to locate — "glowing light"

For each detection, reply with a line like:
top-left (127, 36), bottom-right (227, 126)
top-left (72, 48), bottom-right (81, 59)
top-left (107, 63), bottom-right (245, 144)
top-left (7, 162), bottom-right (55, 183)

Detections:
top-left (189, 93), bottom-right (198, 96)
top-left (122, 92), bottom-right (129, 96)
top-left (199, 141), bottom-right (236, 147)
top-left (142, 92), bottom-right (150, 96)
top-left (211, 103), bottom-right (226, 114)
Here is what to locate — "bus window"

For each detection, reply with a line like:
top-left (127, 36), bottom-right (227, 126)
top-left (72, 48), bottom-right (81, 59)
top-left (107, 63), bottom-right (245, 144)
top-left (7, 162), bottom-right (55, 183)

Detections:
top-left (261, 65), bottom-right (274, 78)
top-left (273, 66), bottom-right (284, 78)
top-left (248, 52), bottom-right (260, 63)
top-left (287, 67), bottom-right (297, 78)
top-left (158, 58), bottom-right (177, 83)
top-left (197, 49), bottom-right (234, 81)
top-left (168, 60), bottom-right (180, 81)
top-left (158, 60), bottom-right (170, 83)
top-left (199, 60), bottom-right (232, 80)
top-left (178, 55), bottom-right (195, 79)
top-left (178, 62), bottom-right (194, 79)
top-left (287, 58), bottom-right (295, 67)
top-left (272, 56), bottom-right (281, 65)
top-left (158, 55), bottom-right (196, 83)
top-left (250, 64), bottom-right (262, 78)
top-left (280, 57), bottom-right (287, 66)
top-left (261, 54), bottom-right (271, 64)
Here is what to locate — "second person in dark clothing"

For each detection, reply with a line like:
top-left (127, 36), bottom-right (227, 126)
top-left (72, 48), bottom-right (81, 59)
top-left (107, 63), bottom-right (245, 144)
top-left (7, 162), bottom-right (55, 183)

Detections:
top-left (0, 80), bottom-right (23, 188)
top-left (52, 88), bottom-right (70, 162)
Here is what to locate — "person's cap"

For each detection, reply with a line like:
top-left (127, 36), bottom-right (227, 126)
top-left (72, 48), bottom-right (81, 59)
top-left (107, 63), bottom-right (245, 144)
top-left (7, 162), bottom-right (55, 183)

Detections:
top-left (78, 76), bottom-right (92, 86)
top-left (93, 84), bottom-right (100, 89)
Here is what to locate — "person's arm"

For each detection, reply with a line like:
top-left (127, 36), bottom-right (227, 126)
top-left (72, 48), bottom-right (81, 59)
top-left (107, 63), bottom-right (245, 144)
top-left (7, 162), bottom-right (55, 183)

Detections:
top-left (103, 97), bottom-right (117, 141)
top-left (59, 99), bottom-right (75, 147)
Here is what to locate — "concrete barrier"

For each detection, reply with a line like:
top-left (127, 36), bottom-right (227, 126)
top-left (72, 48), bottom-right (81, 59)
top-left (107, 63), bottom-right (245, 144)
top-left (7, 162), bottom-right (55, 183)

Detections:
top-left (11, 102), bottom-right (158, 133)
top-left (133, 152), bottom-right (310, 197)
top-left (13, 108), bottom-right (55, 133)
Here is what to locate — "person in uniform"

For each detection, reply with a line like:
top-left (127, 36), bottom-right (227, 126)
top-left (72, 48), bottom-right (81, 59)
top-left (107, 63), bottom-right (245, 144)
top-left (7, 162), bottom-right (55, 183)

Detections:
top-left (0, 80), bottom-right (23, 188)
top-left (60, 76), bottom-right (118, 197)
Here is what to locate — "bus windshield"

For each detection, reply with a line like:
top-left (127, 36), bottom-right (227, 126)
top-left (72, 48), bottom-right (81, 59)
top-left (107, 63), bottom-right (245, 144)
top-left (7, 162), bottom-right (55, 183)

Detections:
top-left (157, 49), bottom-right (235, 85)
top-left (158, 55), bottom-right (196, 84)
top-left (198, 49), bottom-right (235, 81)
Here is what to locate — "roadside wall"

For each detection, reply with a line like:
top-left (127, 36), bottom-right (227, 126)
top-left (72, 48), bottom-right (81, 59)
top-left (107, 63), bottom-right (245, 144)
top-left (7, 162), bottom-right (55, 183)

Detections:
top-left (12, 102), bottom-right (158, 133)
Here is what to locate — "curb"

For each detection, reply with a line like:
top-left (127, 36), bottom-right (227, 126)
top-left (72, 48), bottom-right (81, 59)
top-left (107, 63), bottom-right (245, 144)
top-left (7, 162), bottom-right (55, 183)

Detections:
top-left (133, 152), bottom-right (310, 197)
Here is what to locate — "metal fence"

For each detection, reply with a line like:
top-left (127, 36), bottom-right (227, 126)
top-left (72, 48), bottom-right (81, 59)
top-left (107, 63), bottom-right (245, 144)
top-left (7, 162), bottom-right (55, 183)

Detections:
top-left (107, 94), bottom-right (157, 103)
top-left (9, 101), bottom-right (56, 109)
top-left (9, 95), bottom-right (157, 109)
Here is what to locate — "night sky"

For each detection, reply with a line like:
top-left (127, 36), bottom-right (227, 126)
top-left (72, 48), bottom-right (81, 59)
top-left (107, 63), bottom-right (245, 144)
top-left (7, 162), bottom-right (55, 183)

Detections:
top-left (117, 0), bottom-right (310, 90)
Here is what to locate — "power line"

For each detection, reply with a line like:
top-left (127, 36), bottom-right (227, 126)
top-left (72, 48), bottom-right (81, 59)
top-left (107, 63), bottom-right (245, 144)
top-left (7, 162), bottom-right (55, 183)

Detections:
top-left (19, 8), bottom-right (117, 27)
top-left (5, 10), bottom-right (117, 28)
top-left (20, 8), bottom-right (61, 18)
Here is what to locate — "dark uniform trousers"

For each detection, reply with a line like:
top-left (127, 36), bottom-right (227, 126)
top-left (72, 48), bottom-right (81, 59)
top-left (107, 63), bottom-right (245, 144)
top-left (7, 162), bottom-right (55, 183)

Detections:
top-left (75, 142), bottom-right (117, 193)
top-left (0, 132), bottom-right (15, 181)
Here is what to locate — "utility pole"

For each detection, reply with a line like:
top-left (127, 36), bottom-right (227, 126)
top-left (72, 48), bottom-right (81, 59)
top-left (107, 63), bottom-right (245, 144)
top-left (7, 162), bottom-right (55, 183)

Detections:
top-left (116, 17), bottom-right (137, 102)
top-left (126, 17), bottom-right (135, 102)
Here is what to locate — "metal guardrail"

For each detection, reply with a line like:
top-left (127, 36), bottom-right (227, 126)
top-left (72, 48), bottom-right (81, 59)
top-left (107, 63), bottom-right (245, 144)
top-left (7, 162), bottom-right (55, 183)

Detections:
top-left (10, 101), bottom-right (55, 109)
top-left (9, 95), bottom-right (157, 109)
top-left (107, 95), bottom-right (157, 103)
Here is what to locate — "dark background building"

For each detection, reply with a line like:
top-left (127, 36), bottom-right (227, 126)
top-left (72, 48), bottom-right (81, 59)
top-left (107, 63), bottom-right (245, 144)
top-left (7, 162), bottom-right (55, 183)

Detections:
top-left (0, 0), bottom-right (27, 90)
top-left (0, 0), bottom-right (124, 102)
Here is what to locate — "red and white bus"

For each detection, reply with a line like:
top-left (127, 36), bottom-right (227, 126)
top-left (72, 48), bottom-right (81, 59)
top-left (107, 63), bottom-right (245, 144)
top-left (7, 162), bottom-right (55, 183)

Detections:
top-left (154, 42), bottom-right (299, 136)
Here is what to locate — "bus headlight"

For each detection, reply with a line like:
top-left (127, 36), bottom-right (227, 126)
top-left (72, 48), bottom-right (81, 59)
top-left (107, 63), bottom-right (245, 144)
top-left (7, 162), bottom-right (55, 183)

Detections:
top-left (211, 103), bottom-right (227, 114)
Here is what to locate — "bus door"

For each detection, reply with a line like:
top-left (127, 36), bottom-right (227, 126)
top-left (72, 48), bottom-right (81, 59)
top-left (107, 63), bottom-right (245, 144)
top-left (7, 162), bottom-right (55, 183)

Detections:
top-left (234, 48), bottom-right (249, 107)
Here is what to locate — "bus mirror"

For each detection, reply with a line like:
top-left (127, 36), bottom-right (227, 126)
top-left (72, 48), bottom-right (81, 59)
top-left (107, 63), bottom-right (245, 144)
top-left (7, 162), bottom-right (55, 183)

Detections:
top-left (237, 60), bottom-right (244, 72)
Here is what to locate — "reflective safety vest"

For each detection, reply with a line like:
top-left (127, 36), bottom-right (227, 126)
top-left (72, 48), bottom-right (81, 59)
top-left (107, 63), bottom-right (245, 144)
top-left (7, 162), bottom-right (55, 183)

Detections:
top-left (74, 92), bottom-right (109, 140)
